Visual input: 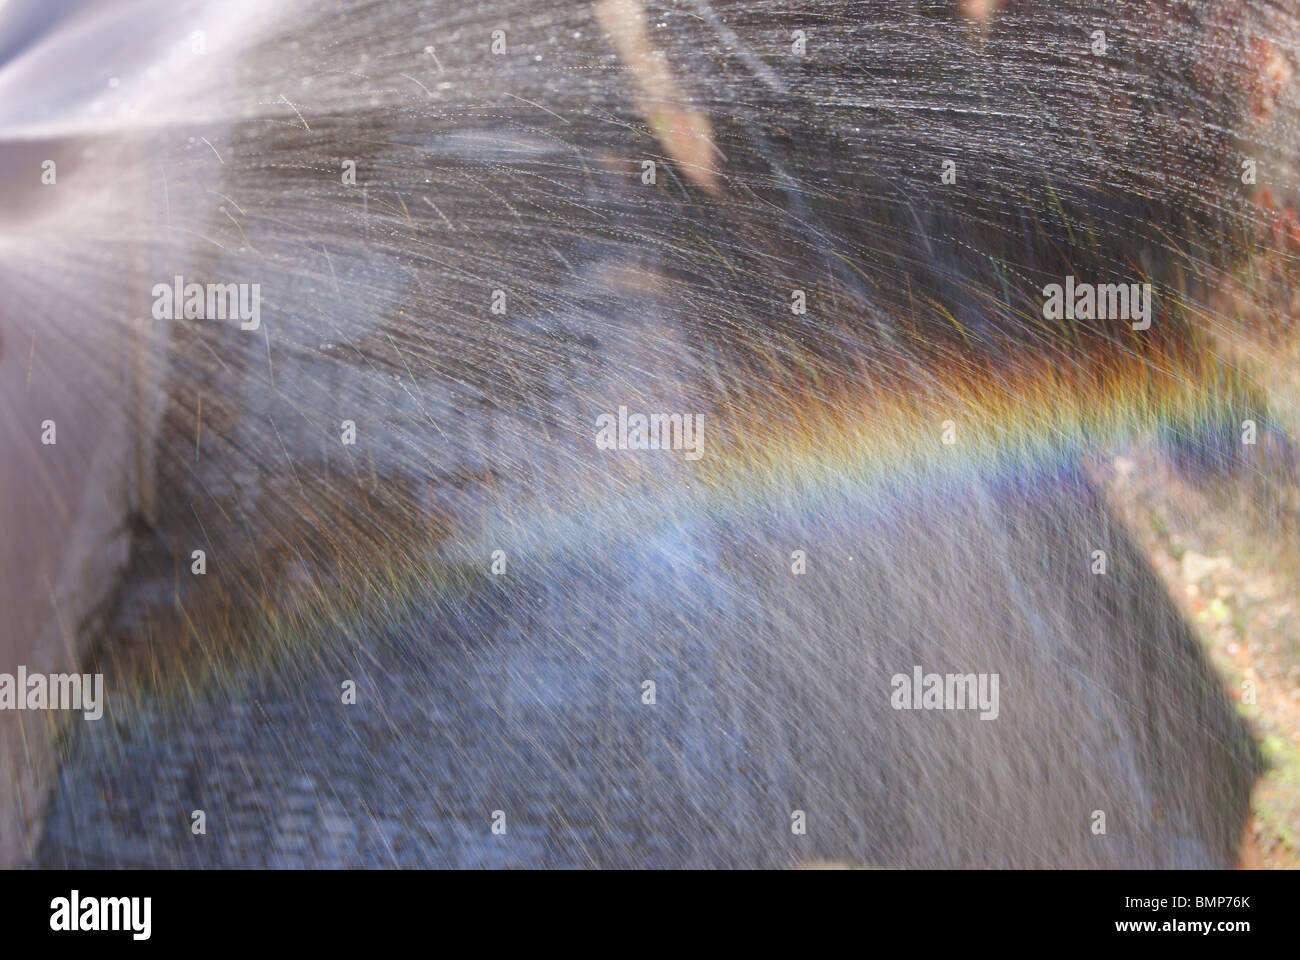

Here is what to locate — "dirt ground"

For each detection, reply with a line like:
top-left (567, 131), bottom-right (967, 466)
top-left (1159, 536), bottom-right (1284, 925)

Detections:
top-left (1100, 259), bottom-right (1300, 870)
